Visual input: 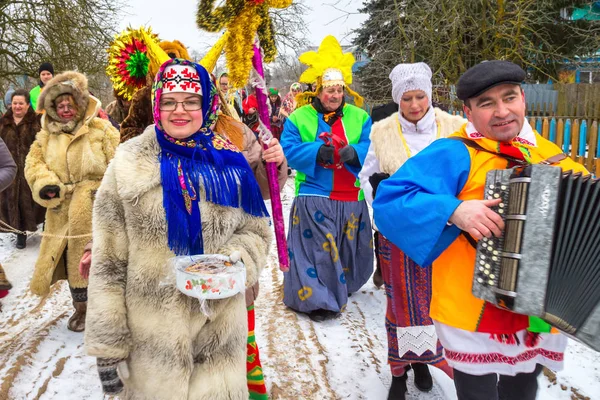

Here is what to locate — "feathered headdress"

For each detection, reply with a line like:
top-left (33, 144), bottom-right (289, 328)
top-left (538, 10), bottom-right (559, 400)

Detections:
top-left (296, 35), bottom-right (363, 108)
top-left (106, 27), bottom-right (160, 101)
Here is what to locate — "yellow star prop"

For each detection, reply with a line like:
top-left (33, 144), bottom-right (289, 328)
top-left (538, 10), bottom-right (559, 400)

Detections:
top-left (196, 0), bottom-right (293, 87)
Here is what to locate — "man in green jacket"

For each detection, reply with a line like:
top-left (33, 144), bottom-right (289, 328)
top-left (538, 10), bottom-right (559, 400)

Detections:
top-left (29, 62), bottom-right (54, 110)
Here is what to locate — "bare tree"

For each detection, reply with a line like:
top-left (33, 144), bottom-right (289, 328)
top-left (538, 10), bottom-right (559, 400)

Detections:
top-left (0, 0), bottom-right (123, 92)
top-left (268, 53), bottom-right (305, 91)
top-left (270, 0), bottom-right (310, 57)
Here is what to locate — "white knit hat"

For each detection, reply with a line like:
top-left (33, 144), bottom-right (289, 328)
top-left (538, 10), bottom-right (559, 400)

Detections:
top-left (389, 62), bottom-right (432, 105)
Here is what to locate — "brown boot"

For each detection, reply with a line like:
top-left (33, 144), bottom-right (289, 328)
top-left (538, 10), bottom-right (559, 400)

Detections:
top-left (0, 264), bottom-right (12, 291)
top-left (67, 301), bottom-right (87, 332)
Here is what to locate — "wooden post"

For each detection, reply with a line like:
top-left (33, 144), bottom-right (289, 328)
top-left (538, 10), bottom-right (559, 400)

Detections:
top-left (589, 120), bottom-right (599, 174)
top-left (556, 118), bottom-right (564, 153)
top-left (571, 118), bottom-right (580, 161)
top-left (542, 118), bottom-right (549, 140)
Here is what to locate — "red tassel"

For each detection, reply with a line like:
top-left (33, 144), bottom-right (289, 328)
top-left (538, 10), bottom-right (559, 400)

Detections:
top-left (489, 333), bottom-right (520, 346)
top-left (525, 331), bottom-right (541, 348)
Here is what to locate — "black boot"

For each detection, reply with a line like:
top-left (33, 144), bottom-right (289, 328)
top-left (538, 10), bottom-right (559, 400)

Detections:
top-left (308, 309), bottom-right (327, 322)
top-left (412, 363), bottom-right (433, 392)
top-left (388, 373), bottom-right (407, 400)
top-left (16, 234), bottom-right (26, 249)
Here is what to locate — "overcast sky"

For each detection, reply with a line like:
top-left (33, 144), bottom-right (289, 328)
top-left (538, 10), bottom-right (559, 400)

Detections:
top-left (117, 0), bottom-right (368, 56)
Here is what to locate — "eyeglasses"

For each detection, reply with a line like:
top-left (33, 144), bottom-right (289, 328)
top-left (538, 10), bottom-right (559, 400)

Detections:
top-left (57, 104), bottom-right (75, 112)
top-left (159, 100), bottom-right (202, 111)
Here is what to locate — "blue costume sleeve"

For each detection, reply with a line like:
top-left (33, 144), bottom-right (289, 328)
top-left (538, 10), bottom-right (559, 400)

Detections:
top-left (345, 116), bottom-right (372, 177)
top-left (281, 118), bottom-right (322, 179)
top-left (373, 139), bottom-right (472, 266)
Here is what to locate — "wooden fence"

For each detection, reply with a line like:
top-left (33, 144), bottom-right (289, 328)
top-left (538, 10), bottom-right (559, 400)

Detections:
top-left (522, 83), bottom-right (600, 119)
top-left (440, 83), bottom-right (600, 119)
top-left (528, 117), bottom-right (599, 175)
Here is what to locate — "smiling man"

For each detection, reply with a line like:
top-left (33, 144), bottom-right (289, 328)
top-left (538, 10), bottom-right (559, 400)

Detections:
top-left (373, 61), bottom-right (587, 400)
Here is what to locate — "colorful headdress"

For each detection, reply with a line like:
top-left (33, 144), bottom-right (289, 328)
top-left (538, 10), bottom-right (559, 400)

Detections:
top-left (106, 27), bottom-right (160, 101)
top-left (152, 59), bottom-right (219, 132)
top-left (152, 58), bottom-right (268, 256)
top-left (296, 36), bottom-right (363, 107)
top-left (268, 88), bottom-right (278, 96)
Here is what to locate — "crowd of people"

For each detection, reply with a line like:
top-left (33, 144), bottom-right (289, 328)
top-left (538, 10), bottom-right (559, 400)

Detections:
top-left (0, 31), bottom-right (590, 400)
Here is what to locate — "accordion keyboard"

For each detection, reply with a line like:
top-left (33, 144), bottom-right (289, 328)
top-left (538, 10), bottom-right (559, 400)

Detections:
top-left (475, 181), bottom-right (510, 290)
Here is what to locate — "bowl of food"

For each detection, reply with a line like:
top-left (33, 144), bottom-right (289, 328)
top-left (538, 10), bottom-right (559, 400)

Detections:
top-left (172, 254), bottom-right (246, 300)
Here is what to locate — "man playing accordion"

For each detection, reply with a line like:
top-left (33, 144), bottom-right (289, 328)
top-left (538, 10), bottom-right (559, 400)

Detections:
top-left (373, 61), bottom-right (588, 400)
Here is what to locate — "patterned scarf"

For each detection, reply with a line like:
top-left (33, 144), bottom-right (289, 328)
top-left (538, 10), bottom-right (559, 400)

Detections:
top-left (153, 59), bottom-right (268, 255)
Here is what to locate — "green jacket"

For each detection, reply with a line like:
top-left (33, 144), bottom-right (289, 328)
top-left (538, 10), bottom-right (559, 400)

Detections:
top-left (29, 85), bottom-right (42, 111)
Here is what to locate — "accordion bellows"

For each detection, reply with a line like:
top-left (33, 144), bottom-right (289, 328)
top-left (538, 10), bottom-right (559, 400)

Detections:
top-left (472, 164), bottom-right (600, 351)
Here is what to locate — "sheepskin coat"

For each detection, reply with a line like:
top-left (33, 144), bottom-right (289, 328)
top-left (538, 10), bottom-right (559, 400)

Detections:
top-left (85, 126), bottom-right (272, 400)
top-left (24, 71), bottom-right (120, 295)
top-left (0, 108), bottom-right (45, 232)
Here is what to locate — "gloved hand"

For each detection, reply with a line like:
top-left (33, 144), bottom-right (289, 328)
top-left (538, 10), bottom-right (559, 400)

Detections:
top-left (316, 145), bottom-right (335, 165)
top-left (369, 172), bottom-right (391, 199)
top-left (39, 185), bottom-right (60, 200)
top-left (339, 145), bottom-right (360, 167)
top-left (96, 357), bottom-right (126, 395)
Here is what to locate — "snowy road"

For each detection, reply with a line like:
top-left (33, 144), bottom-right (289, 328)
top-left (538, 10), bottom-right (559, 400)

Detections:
top-left (0, 178), bottom-right (599, 399)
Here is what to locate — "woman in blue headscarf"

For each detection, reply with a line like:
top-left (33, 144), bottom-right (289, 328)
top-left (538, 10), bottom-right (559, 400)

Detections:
top-left (84, 59), bottom-right (272, 400)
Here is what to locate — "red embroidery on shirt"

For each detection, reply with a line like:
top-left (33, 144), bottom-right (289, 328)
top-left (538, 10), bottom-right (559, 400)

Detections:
top-left (445, 348), bottom-right (564, 365)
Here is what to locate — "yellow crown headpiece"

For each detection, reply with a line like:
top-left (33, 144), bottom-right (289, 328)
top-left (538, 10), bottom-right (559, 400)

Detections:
top-left (296, 36), bottom-right (363, 107)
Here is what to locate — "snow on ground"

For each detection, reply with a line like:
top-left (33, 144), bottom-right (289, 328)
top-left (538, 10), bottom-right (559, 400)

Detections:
top-left (0, 177), bottom-right (599, 399)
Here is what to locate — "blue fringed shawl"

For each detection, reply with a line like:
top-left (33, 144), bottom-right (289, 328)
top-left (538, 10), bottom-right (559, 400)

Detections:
top-left (153, 59), bottom-right (269, 256)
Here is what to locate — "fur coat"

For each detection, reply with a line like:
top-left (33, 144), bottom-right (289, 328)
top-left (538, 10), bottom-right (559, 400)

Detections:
top-left (85, 126), bottom-right (272, 400)
top-left (104, 98), bottom-right (129, 125)
top-left (0, 107), bottom-right (45, 231)
top-left (119, 85), bottom-right (152, 143)
top-left (369, 108), bottom-right (466, 176)
top-left (24, 72), bottom-right (120, 295)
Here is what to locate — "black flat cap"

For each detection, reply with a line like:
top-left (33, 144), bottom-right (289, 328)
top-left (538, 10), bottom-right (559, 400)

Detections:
top-left (457, 60), bottom-right (525, 101)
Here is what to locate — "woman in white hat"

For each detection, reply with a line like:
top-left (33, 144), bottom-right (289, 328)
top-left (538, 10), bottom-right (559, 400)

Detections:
top-left (359, 62), bottom-right (465, 399)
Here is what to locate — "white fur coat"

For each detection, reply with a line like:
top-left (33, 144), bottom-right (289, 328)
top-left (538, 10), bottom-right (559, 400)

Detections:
top-left (85, 127), bottom-right (272, 400)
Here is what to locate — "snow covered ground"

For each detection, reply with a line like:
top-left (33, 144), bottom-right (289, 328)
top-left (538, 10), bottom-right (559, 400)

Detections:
top-left (0, 177), bottom-right (599, 399)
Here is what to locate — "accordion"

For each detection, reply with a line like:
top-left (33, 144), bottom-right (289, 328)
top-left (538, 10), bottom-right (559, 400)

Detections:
top-left (472, 164), bottom-right (600, 351)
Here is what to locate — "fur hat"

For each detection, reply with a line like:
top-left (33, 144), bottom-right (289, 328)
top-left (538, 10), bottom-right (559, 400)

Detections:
top-left (37, 71), bottom-right (91, 132)
top-left (159, 40), bottom-right (191, 60)
top-left (389, 62), bottom-right (432, 105)
top-left (38, 62), bottom-right (54, 76)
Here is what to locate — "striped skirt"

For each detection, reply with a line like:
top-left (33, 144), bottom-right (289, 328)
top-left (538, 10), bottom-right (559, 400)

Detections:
top-left (378, 234), bottom-right (452, 377)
